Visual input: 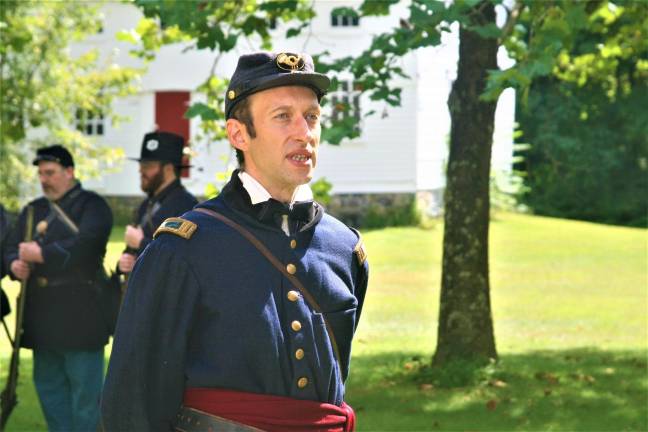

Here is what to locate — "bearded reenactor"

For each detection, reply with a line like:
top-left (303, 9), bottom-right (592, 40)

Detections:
top-left (4, 145), bottom-right (113, 431)
top-left (117, 132), bottom-right (197, 275)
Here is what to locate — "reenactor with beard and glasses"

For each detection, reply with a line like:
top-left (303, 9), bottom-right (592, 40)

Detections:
top-left (116, 132), bottom-right (197, 276)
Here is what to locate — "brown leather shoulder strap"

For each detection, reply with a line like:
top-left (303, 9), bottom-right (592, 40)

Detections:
top-left (193, 207), bottom-right (342, 364)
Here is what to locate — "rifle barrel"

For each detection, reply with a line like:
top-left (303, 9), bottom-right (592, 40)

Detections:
top-left (0, 205), bottom-right (34, 430)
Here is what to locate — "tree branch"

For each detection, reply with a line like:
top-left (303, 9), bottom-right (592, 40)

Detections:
top-left (499, 0), bottom-right (523, 44)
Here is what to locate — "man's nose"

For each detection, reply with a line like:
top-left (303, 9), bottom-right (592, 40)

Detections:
top-left (292, 116), bottom-right (313, 142)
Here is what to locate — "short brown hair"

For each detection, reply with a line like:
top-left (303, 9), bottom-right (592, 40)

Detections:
top-left (230, 97), bottom-right (256, 167)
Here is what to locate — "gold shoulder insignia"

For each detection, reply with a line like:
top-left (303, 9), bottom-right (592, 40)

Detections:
top-left (353, 234), bottom-right (367, 266)
top-left (153, 217), bottom-right (197, 240)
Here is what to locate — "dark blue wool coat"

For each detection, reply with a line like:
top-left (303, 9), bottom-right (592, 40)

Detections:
top-left (101, 176), bottom-right (369, 432)
top-left (4, 183), bottom-right (113, 349)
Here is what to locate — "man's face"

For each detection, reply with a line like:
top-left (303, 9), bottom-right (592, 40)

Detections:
top-left (38, 161), bottom-right (74, 200)
top-left (139, 161), bottom-right (165, 195)
top-left (238, 85), bottom-right (321, 200)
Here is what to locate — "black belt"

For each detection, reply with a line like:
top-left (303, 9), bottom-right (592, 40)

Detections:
top-left (174, 407), bottom-right (263, 432)
top-left (33, 277), bottom-right (93, 288)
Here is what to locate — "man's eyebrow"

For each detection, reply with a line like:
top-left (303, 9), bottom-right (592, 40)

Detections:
top-left (269, 105), bottom-right (292, 114)
top-left (268, 103), bottom-right (320, 114)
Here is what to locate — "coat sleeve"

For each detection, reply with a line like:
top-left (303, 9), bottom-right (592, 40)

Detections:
top-left (353, 257), bottom-right (369, 330)
top-left (101, 238), bottom-right (201, 432)
top-left (39, 196), bottom-right (113, 271)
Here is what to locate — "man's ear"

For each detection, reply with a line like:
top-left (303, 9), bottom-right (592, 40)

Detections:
top-left (226, 118), bottom-right (249, 152)
top-left (64, 167), bottom-right (75, 180)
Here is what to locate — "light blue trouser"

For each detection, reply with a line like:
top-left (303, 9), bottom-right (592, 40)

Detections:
top-left (33, 348), bottom-right (104, 432)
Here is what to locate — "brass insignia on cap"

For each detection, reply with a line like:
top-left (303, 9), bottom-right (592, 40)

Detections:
top-left (276, 53), bottom-right (305, 71)
top-left (153, 217), bottom-right (197, 240)
top-left (227, 90), bottom-right (236, 100)
top-left (354, 238), bottom-right (367, 266)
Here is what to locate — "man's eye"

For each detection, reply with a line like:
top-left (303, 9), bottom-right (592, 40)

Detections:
top-left (275, 113), bottom-right (289, 120)
top-left (306, 113), bottom-right (320, 122)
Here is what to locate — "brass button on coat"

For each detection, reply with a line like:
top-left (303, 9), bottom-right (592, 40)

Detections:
top-left (291, 320), bottom-right (302, 331)
top-left (297, 377), bottom-right (309, 388)
top-left (286, 263), bottom-right (297, 274)
top-left (295, 349), bottom-right (305, 360)
top-left (290, 239), bottom-right (297, 249)
top-left (287, 291), bottom-right (299, 302)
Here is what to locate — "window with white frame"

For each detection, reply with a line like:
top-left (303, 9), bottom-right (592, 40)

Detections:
top-left (331, 8), bottom-right (359, 27)
top-left (74, 109), bottom-right (105, 136)
top-left (329, 79), bottom-right (362, 132)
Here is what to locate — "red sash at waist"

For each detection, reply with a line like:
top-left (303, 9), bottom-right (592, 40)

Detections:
top-left (183, 387), bottom-right (355, 432)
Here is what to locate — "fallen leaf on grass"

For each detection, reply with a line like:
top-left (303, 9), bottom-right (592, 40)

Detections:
top-left (535, 372), bottom-right (560, 385)
top-left (584, 375), bottom-right (596, 383)
top-left (569, 373), bottom-right (595, 383)
top-left (604, 367), bottom-right (615, 375)
top-left (486, 399), bottom-right (498, 411)
top-left (419, 383), bottom-right (434, 392)
top-left (488, 379), bottom-right (508, 388)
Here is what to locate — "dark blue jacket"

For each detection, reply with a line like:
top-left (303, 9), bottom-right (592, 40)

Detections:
top-left (101, 175), bottom-right (369, 431)
top-left (133, 179), bottom-right (197, 254)
top-left (4, 183), bottom-right (113, 349)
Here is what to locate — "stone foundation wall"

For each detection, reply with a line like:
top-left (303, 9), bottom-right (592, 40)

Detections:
top-left (105, 190), bottom-right (443, 229)
top-left (325, 192), bottom-right (421, 228)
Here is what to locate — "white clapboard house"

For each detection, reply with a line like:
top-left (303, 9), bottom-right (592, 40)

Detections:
top-left (74, 1), bottom-right (515, 222)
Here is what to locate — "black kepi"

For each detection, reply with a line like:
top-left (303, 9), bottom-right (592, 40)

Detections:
top-left (32, 145), bottom-right (75, 167)
top-left (130, 131), bottom-right (190, 167)
top-left (225, 51), bottom-right (331, 119)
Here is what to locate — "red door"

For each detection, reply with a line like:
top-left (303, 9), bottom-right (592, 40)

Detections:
top-left (155, 91), bottom-right (191, 177)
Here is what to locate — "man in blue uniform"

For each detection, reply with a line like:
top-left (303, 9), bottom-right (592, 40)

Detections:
top-left (117, 131), bottom-right (197, 275)
top-left (101, 52), bottom-right (369, 432)
top-left (4, 145), bottom-right (113, 431)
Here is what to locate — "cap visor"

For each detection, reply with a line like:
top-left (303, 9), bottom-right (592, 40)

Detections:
top-left (248, 72), bottom-right (330, 99)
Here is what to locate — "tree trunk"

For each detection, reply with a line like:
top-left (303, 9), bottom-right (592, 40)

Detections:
top-left (433, 1), bottom-right (498, 366)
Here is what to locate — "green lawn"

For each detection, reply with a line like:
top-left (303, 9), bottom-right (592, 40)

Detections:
top-left (1, 212), bottom-right (646, 431)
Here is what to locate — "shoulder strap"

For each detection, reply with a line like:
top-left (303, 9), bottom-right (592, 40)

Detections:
top-left (49, 201), bottom-right (80, 235)
top-left (193, 207), bottom-right (342, 365)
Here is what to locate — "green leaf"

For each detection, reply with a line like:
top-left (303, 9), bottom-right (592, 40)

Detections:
top-left (359, 0), bottom-right (400, 16)
top-left (260, 1), bottom-right (298, 13)
top-left (185, 102), bottom-right (219, 120)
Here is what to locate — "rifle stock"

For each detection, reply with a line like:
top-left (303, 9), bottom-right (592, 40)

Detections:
top-left (0, 205), bottom-right (34, 430)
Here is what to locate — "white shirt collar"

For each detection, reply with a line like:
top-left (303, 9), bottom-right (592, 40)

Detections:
top-left (238, 171), bottom-right (313, 205)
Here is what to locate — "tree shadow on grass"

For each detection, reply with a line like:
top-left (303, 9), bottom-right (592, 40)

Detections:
top-left (346, 348), bottom-right (647, 431)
